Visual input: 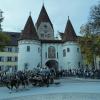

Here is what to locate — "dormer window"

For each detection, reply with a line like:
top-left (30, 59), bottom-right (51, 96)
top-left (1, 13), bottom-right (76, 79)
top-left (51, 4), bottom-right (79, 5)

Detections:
top-left (27, 46), bottom-right (30, 52)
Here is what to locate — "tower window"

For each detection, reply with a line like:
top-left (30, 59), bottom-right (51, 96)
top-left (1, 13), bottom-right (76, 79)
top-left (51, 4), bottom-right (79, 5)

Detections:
top-left (44, 25), bottom-right (47, 28)
top-left (27, 46), bottom-right (30, 52)
top-left (45, 52), bottom-right (47, 59)
top-left (48, 46), bottom-right (56, 58)
top-left (77, 48), bottom-right (79, 52)
top-left (67, 48), bottom-right (70, 52)
top-left (44, 30), bottom-right (48, 33)
top-left (78, 62), bottom-right (81, 67)
top-left (24, 63), bottom-right (28, 70)
top-left (57, 52), bottom-right (58, 58)
top-left (38, 47), bottom-right (40, 53)
top-left (63, 49), bottom-right (66, 57)
top-left (99, 61), bottom-right (100, 69)
top-left (41, 34), bottom-right (44, 38)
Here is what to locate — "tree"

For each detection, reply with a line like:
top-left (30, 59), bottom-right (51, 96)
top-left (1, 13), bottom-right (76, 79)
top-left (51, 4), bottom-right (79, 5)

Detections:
top-left (89, 2), bottom-right (100, 31)
top-left (80, 2), bottom-right (100, 35)
top-left (78, 34), bottom-right (100, 68)
top-left (0, 9), bottom-right (3, 31)
top-left (0, 10), bottom-right (10, 51)
top-left (79, 2), bottom-right (100, 68)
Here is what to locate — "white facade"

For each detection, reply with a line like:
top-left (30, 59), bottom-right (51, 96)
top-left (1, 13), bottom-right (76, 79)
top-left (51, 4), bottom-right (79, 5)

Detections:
top-left (18, 39), bottom-right (82, 71)
top-left (18, 40), bottom-right (41, 71)
top-left (62, 42), bottom-right (82, 70)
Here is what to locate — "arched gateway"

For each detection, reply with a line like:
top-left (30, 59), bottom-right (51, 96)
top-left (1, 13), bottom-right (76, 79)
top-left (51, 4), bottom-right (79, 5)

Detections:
top-left (45, 60), bottom-right (59, 72)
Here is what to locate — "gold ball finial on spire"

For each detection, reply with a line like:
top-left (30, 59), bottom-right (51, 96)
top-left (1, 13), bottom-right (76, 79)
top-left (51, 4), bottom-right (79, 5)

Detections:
top-left (68, 16), bottom-right (69, 20)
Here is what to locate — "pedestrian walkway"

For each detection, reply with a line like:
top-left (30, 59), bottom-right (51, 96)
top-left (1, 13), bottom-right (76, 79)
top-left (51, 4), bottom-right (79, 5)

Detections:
top-left (0, 78), bottom-right (100, 100)
top-left (2, 93), bottom-right (100, 100)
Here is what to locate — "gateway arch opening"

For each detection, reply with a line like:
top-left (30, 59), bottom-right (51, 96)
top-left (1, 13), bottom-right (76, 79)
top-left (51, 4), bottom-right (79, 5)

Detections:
top-left (45, 60), bottom-right (58, 72)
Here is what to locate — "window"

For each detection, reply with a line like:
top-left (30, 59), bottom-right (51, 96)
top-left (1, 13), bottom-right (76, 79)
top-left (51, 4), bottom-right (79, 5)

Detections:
top-left (57, 52), bottom-right (58, 58)
top-left (38, 48), bottom-right (40, 53)
top-left (27, 46), bottom-right (30, 52)
top-left (15, 57), bottom-right (18, 62)
top-left (44, 30), bottom-right (48, 34)
top-left (24, 63), bottom-right (28, 70)
top-left (6, 66), bottom-right (10, 71)
top-left (0, 66), bottom-right (4, 71)
top-left (63, 49), bottom-right (66, 57)
top-left (48, 46), bottom-right (56, 58)
top-left (78, 62), bottom-right (81, 67)
top-left (7, 57), bottom-right (12, 62)
top-left (67, 48), bottom-right (70, 52)
top-left (77, 48), bottom-right (79, 52)
top-left (0, 56), bottom-right (4, 62)
top-left (41, 34), bottom-right (44, 38)
top-left (47, 34), bottom-right (51, 38)
top-left (15, 47), bottom-right (18, 52)
top-left (12, 66), bottom-right (17, 72)
top-left (0, 66), bottom-right (2, 71)
top-left (99, 61), bottom-right (100, 68)
top-left (7, 47), bottom-right (12, 52)
top-left (44, 25), bottom-right (47, 28)
top-left (45, 52), bottom-right (47, 59)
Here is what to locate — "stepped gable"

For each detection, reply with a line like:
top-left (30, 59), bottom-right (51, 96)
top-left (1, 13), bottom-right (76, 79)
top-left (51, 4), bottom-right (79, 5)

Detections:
top-left (36, 5), bottom-right (53, 29)
top-left (20, 15), bottom-right (39, 40)
top-left (63, 17), bottom-right (77, 42)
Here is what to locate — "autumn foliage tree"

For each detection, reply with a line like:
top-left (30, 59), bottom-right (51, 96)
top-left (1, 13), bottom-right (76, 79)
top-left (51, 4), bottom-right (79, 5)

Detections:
top-left (79, 2), bottom-right (100, 68)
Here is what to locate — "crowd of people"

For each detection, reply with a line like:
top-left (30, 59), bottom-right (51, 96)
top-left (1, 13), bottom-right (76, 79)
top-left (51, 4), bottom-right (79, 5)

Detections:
top-left (0, 67), bottom-right (100, 91)
top-left (0, 68), bottom-right (54, 91)
top-left (57, 68), bottom-right (100, 79)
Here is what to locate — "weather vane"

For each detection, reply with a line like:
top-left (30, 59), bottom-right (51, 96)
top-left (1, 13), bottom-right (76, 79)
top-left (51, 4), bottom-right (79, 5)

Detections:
top-left (29, 11), bottom-right (31, 16)
top-left (43, 0), bottom-right (44, 5)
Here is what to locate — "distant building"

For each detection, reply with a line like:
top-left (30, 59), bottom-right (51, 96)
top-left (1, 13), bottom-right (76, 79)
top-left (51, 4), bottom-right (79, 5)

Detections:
top-left (0, 32), bottom-right (20, 72)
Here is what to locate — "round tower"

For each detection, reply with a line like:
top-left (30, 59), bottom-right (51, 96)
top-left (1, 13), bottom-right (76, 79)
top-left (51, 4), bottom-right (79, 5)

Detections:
top-left (62, 17), bottom-right (82, 70)
top-left (18, 15), bottom-right (41, 71)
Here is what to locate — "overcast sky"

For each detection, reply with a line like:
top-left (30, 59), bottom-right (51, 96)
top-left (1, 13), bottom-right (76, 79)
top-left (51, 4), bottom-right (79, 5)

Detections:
top-left (0, 0), bottom-right (99, 36)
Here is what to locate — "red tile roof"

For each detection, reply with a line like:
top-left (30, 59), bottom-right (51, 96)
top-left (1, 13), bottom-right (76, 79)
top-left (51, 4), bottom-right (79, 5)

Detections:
top-left (36, 5), bottom-right (53, 29)
top-left (20, 15), bottom-right (39, 40)
top-left (63, 17), bottom-right (77, 42)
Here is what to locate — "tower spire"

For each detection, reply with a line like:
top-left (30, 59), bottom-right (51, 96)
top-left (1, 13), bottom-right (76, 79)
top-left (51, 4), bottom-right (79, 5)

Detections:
top-left (20, 15), bottom-right (39, 40)
top-left (36, 4), bottom-right (53, 29)
top-left (63, 18), bottom-right (77, 42)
